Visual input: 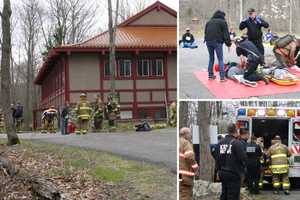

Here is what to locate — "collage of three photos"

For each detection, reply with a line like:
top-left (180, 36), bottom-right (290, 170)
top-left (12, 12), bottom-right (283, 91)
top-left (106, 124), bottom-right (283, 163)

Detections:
top-left (0, 0), bottom-right (300, 199)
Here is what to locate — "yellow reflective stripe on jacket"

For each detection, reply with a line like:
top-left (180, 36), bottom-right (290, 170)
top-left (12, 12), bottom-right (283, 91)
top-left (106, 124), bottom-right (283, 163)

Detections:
top-left (79, 107), bottom-right (92, 110)
top-left (270, 164), bottom-right (289, 169)
top-left (179, 170), bottom-right (195, 176)
top-left (283, 183), bottom-right (290, 187)
top-left (273, 182), bottom-right (281, 187)
top-left (271, 154), bottom-right (287, 159)
top-left (192, 163), bottom-right (199, 169)
top-left (184, 150), bottom-right (194, 156)
top-left (79, 114), bottom-right (90, 118)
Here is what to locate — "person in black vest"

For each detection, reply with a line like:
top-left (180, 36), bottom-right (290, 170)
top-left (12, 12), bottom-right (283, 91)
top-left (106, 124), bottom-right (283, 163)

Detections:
top-left (240, 8), bottom-right (269, 55)
top-left (217, 123), bottom-right (247, 200)
top-left (246, 136), bottom-right (262, 194)
top-left (235, 37), bottom-right (269, 84)
top-left (205, 10), bottom-right (232, 81)
top-left (12, 102), bottom-right (23, 132)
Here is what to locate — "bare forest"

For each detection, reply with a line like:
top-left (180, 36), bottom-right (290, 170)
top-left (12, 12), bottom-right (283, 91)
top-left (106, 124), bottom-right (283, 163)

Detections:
top-left (180, 0), bottom-right (300, 34)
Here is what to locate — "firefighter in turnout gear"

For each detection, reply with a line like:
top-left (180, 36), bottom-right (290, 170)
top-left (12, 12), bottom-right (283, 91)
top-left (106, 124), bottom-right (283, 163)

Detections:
top-left (179, 127), bottom-right (199, 200)
top-left (256, 137), bottom-right (267, 189)
top-left (93, 95), bottom-right (104, 130)
top-left (267, 135), bottom-right (291, 195)
top-left (41, 106), bottom-right (58, 133)
top-left (75, 93), bottom-right (92, 134)
top-left (169, 102), bottom-right (176, 127)
top-left (0, 109), bottom-right (5, 133)
top-left (105, 96), bottom-right (120, 128)
top-left (246, 136), bottom-right (262, 194)
top-left (217, 123), bottom-right (247, 200)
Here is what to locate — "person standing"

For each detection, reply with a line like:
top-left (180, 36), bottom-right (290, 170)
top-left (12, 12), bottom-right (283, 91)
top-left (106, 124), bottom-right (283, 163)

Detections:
top-left (75, 93), bottom-right (92, 134)
top-left (267, 135), bottom-right (291, 195)
top-left (179, 127), bottom-right (199, 200)
top-left (246, 136), bottom-right (262, 194)
top-left (60, 101), bottom-right (70, 135)
top-left (217, 123), bottom-right (247, 200)
top-left (204, 10), bottom-right (232, 81)
top-left (239, 8), bottom-right (269, 55)
top-left (12, 102), bottom-right (23, 132)
top-left (93, 94), bottom-right (104, 130)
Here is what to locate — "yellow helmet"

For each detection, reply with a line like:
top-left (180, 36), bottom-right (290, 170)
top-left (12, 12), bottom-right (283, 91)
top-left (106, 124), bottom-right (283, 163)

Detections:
top-left (80, 93), bottom-right (87, 98)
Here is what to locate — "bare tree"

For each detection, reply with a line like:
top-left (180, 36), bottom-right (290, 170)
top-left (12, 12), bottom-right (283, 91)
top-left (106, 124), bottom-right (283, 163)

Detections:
top-left (0, 0), bottom-right (20, 145)
top-left (198, 101), bottom-right (220, 181)
top-left (108, 0), bottom-right (120, 95)
top-left (179, 101), bottom-right (189, 128)
top-left (19, 0), bottom-right (40, 130)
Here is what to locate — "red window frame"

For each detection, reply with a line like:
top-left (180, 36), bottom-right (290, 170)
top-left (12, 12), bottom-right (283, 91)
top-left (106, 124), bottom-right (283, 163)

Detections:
top-left (136, 57), bottom-right (165, 79)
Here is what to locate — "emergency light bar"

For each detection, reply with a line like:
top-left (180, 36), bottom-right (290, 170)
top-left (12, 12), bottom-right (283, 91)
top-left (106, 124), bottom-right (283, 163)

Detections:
top-left (237, 107), bottom-right (300, 118)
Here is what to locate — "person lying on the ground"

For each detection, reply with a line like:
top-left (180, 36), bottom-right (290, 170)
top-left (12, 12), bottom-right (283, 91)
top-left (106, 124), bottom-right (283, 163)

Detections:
top-left (179, 28), bottom-right (198, 48)
top-left (215, 62), bottom-right (258, 87)
top-left (226, 62), bottom-right (258, 87)
top-left (235, 36), bottom-right (269, 84)
top-left (271, 35), bottom-right (300, 68)
top-left (260, 66), bottom-right (298, 85)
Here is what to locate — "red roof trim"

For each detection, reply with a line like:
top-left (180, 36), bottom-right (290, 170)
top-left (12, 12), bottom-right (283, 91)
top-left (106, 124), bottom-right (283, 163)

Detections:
top-left (118, 1), bottom-right (177, 27)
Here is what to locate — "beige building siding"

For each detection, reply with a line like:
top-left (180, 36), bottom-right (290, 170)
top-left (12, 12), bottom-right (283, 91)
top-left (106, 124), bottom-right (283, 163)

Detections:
top-left (136, 79), bottom-right (165, 89)
top-left (119, 92), bottom-right (134, 102)
top-left (167, 53), bottom-right (177, 89)
top-left (103, 80), bottom-right (133, 90)
top-left (169, 91), bottom-right (176, 101)
top-left (152, 91), bottom-right (165, 101)
top-left (137, 92), bottom-right (150, 102)
top-left (70, 92), bottom-right (99, 103)
top-left (69, 53), bottom-right (100, 90)
top-left (129, 10), bottom-right (176, 26)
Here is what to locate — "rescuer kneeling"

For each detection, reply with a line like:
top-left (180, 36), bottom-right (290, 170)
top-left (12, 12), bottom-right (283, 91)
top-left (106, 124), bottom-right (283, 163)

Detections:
top-left (267, 135), bottom-right (291, 195)
top-left (41, 106), bottom-right (58, 133)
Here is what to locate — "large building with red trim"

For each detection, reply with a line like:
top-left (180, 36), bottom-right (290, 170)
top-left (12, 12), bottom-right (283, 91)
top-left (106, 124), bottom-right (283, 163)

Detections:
top-left (34, 1), bottom-right (177, 126)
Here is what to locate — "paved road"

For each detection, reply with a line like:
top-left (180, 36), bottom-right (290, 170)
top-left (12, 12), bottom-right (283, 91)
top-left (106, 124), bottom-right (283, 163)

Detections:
top-left (0, 129), bottom-right (176, 171)
top-left (253, 190), bottom-right (300, 200)
top-left (179, 39), bottom-right (300, 99)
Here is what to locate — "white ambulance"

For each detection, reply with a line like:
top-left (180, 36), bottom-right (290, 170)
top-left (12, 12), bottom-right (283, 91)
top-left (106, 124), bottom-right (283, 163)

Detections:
top-left (236, 106), bottom-right (300, 179)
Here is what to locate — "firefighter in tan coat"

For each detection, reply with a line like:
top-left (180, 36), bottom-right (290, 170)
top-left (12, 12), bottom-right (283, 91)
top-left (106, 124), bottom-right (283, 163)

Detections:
top-left (267, 135), bottom-right (291, 195)
top-left (75, 93), bottom-right (92, 134)
top-left (169, 102), bottom-right (177, 127)
top-left (179, 127), bottom-right (199, 200)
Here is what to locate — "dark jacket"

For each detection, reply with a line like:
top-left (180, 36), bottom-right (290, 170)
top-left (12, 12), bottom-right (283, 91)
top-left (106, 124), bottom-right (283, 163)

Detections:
top-left (236, 39), bottom-right (264, 64)
top-left (217, 135), bottom-right (247, 178)
top-left (204, 10), bottom-right (231, 47)
top-left (182, 32), bottom-right (195, 43)
top-left (240, 16), bottom-right (269, 41)
top-left (246, 142), bottom-right (262, 164)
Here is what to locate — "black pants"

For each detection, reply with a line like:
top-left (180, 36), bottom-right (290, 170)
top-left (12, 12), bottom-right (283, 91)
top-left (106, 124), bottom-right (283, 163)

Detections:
top-left (244, 54), bottom-right (261, 82)
top-left (250, 39), bottom-right (264, 55)
top-left (246, 161), bottom-right (260, 193)
top-left (219, 170), bottom-right (241, 200)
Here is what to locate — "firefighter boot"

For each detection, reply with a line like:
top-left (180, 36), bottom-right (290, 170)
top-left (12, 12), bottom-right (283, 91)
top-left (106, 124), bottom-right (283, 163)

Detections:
top-left (82, 120), bottom-right (88, 135)
top-left (282, 173), bottom-right (290, 195)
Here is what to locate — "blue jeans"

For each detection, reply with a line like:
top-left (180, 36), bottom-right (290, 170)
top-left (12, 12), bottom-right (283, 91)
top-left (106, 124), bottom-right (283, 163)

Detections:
top-left (206, 41), bottom-right (225, 79)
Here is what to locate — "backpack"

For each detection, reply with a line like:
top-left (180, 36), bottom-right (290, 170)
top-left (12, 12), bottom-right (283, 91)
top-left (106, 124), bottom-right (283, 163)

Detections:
top-left (275, 35), bottom-right (295, 48)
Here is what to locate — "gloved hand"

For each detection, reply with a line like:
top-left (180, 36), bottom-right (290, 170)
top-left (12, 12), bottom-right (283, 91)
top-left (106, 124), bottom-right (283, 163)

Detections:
top-left (256, 16), bottom-right (262, 24)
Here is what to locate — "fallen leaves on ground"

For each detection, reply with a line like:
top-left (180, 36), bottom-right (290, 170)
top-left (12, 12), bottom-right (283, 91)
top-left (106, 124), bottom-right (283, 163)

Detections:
top-left (0, 144), bottom-right (135, 200)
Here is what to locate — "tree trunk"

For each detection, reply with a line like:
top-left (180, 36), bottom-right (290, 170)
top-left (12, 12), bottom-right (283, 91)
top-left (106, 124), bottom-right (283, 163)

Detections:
top-left (108, 0), bottom-right (119, 95)
top-left (197, 102), bottom-right (214, 181)
top-left (1, 0), bottom-right (20, 145)
top-left (179, 101), bottom-right (189, 128)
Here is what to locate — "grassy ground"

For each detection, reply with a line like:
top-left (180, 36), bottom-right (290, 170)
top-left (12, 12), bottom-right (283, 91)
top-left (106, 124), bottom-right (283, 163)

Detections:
top-left (0, 140), bottom-right (176, 200)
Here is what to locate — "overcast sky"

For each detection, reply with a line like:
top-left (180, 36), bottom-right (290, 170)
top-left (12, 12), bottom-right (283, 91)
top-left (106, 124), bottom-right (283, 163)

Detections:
top-left (2, 0), bottom-right (178, 66)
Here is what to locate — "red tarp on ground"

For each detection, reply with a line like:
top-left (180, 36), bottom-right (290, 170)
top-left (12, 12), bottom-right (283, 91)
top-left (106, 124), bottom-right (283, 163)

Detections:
top-left (194, 68), bottom-right (300, 99)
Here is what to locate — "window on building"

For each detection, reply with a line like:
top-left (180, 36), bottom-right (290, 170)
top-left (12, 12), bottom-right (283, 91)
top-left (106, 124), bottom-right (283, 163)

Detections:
top-left (151, 59), bottom-right (163, 76)
top-left (138, 60), bottom-right (150, 76)
top-left (119, 60), bottom-right (131, 77)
